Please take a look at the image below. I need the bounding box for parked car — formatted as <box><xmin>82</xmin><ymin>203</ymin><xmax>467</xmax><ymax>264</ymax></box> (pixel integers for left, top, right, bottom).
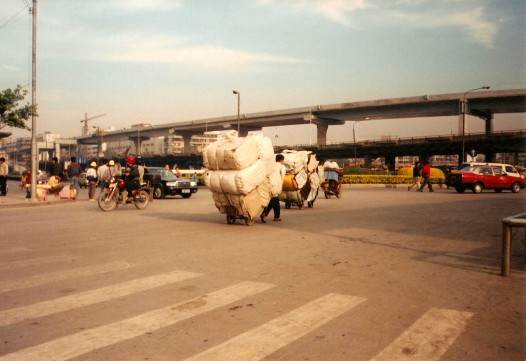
<box><xmin>459</xmin><ymin>162</ymin><xmax>522</xmax><ymax>179</ymax></box>
<box><xmin>144</xmin><ymin>167</ymin><xmax>198</xmax><ymax>199</ymax></box>
<box><xmin>447</xmin><ymin>165</ymin><xmax>525</xmax><ymax>193</ymax></box>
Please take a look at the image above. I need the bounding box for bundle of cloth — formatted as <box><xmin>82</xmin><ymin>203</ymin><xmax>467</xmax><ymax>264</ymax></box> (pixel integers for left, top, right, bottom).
<box><xmin>280</xmin><ymin>150</ymin><xmax>320</xmax><ymax>205</ymax></box>
<box><xmin>204</xmin><ymin>132</ymin><xmax>278</xmax><ymax>220</ymax></box>
<box><xmin>323</xmin><ymin>160</ymin><xmax>341</xmax><ymax>181</ymax></box>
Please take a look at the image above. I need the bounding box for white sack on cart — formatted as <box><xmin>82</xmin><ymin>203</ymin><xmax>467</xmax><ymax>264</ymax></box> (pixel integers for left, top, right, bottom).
<box><xmin>204</xmin><ymin>136</ymin><xmax>260</xmax><ymax>170</ymax></box>
<box><xmin>307</xmin><ymin>154</ymin><xmax>319</xmax><ymax>173</ymax></box>
<box><xmin>268</xmin><ymin>165</ymin><xmax>284</xmax><ymax>197</ymax></box>
<box><xmin>283</xmin><ymin>150</ymin><xmax>310</xmax><ymax>174</ymax></box>
<box><xmin>211</xmin><ymin>188</ymin><xmax>264</xmax><ymax>219</ymax></box>
<box><xmin>256</xmin><ymin>178</ymin><xmax>272</xmax><ymax>207</ymax></box>
<box><xmin>248</xmin><ymin>133</ymin><xmax>275</xmax><ymax>176</ymax></box>
<box><xmin>206</xmin><ymin>160</ymin><xmax>266</xmax><ymax>195</ymax></box>
<box><xmin>294</xmin><ymin>169</ymin><xmax>308</xmax><ymax>189</ymax></box>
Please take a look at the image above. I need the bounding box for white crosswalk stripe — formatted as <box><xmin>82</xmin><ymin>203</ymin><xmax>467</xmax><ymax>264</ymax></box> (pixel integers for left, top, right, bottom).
<box><xmin>0</xmin><ymin>255</ymin><xmax>72</xmax><ymax>271</ymax></box>
<box><xmin>0</xmin><ymin>261</ymin><xmax>130</xmax><ymax>293</ymax></box>
<box><xmin>185</xmin><ymin>293</ymin><xmax>367</xmax><ymax>361</ymax></box>
<box><xmin>0</xmin><ymin>261</ymin><xmax>475</xmax><ymax>361</ymax></box>
<box><xmin>0</xmin><ymin>281</ymin><xmax>275</xmax><ymax>361</ymax></box>
<box><xmin>369</xmin><ymin>308</ymin><xmax>474</xmax><ymax>361</ymax></box>
<box><xmin>0</xmin><ymin>269</ymin><xmax>202</xmax><ymax>327</ymax></box>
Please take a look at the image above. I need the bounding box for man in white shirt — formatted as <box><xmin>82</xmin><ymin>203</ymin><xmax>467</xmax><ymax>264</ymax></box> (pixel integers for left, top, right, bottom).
<box><xmin>0</xmin><ymin>157</ymin><xmax>8</xmax><ymax>196</ymax></box>
<box><xmin>261</xmin><ymin>154</ymin><xmax>286</xmax><ymax>222</ymax></box>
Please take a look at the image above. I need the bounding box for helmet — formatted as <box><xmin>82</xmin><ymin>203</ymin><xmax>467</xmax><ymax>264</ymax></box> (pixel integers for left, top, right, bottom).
<box><xmin>90</xmin><ymin>162</ymin><xmax>97</xmax><ymax>167</ymax></box>
<box><xmin>108</xmin><ymin>160</ymin><xmax>115</xmax><ymax>166</ymax></box>
<box><xmin>125</xmin><ymin>156</ymin><xmax>135</xmax><ymax>165</ymax></box>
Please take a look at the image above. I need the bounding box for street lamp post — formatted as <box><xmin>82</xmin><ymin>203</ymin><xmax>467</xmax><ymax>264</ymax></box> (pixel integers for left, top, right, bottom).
<box><xmin>92</xmin><ymin>126</ymin><xmax>104</xmax><ymax>158</ymax></box>
<box><xmin>233</xmin><ymin>90</ymin><xmax>240</xmax><ymax>134</ymax></box>
<box><xmin>461</xmin><ymin>86</ymin><xmax>490</xmax><ymax>163</ymax></box>
<box><xmin>138</xmin><ymin>127</ymin><xmax>141</xmax><ymax>156</ymax></box>
<box><xmin>353</xmin><ymin>121</ymin><xmax>358</xmax><ymax>168</ymax></box>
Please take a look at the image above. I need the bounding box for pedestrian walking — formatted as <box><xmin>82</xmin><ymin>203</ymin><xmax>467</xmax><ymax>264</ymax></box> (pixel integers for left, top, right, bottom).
<box><xmin>97</xmin><ymin>159</ymin><xmax>109</xmax><ymax>192</ymax></box>
<box><xmin>418</xmin><ymin>160</ymin><xmax>434</xmax><ymax>192</ymax></box>
<box><xmin>407</xmin><ymin>161</ymin><xmax>420</xmax><ymax>191</ymax></box>
<box><xmin>66</xmin><ymin>157</ymin><xmax>82</xmax><ymax>199</ymax></box>
<box><xmin>261</xmin><ymin>154</ymin><xmax>286</xmax><ymax>223</ymax></box>
<box><xmin>50</xmin><ymin>157</ymin><xmax>62</xmax><ymax>177</ymax></box>
<box><xmin>0</xmin><ymin>157</ymin><xmax>8</xmax><ymax>196</ymax></box>
<box><xmin>86</xmin><ymin>161</ymin><xmax>98</xmax><ymax>201</ymax></box>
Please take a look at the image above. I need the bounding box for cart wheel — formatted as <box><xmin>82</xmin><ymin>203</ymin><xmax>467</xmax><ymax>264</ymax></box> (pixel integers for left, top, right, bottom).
<box><xmin>308</xmin><ymin>201</ymin><xmax>313</xmax><ymax>208</ymax></box>
<box><xmin>324</xmin><ymin>191</ymin><xmax>331</xmax><ymax>199</ymax></box>
<box><xmin>226</xmin><ymin>215</ymin><xmax>236</xmax><ymax>224</ymax></box>
<box><xmin>285</xmin><ymin>202</ymin><xmax>291</xmax><ymax>209</ymax></box>
<box><xmin>245</xmin><ymin>217</ymin><xmax>254</xmax><ymax>226</ymax></box>
<box><xmin>298</xmin><ymin>201</ymin><xmax>304</xmax><ymax>209</ymax></box>
<box><xmin>336</xmin><ymin>187</ymin><xmax>342</xmax><ymax>198</ymax></box>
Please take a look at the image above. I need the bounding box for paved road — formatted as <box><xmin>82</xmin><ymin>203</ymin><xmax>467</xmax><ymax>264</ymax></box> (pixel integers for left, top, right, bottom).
<box><xmin>0</xmin><ymin>185</ymin><xmax>525</xmax><ymax>360</ymax></box>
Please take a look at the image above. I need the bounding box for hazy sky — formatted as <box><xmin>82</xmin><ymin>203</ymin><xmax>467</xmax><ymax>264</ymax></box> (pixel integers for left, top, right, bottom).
<box><xmin>1</xmin><ymin>0</ymin><xmax>525</xmax><ymax>145</ymax></box>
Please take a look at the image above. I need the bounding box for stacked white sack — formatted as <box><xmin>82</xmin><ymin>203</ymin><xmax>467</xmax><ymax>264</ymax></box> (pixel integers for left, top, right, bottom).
<box><xmin>280</xmin><ymin>149</ymin><xmax>320</xmax><ymax>204</ymax></box>
<box><xmin>205</xmin><ymin>133</ymin><xmax>275</xmax><ymax>219</ymax></box>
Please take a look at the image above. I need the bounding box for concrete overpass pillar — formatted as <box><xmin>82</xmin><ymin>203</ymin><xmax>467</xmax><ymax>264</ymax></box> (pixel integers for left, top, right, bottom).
<box><xmin>239</xmin><ymin>126</ymin><xmax>250</xmax><ymax>137</ymax></box>
<box><xmin>316</xmin><ymin>124</ymin><xmax>328</xmax><ymax>146</ymax></box>
<box><xmin>385</xmin><ymin>155</ymin><xmax>396</xmax><ymax>171</ymax></box>
<box><xmin>182</xmin><ymin>134</ymin><xmax>193</xmax><ymax>153</ymax></box>
<box><xmin>485</xmin><ymin>113</ymin><xmax>494</xmax><ymax>134</ymax></box>
<box><xmin>54</xmin><ymin>143</ymin><xmax>61</xmax><ymax>160</ymax></box>
<box><xmin>364</xmin><ymin>155</ymin><xmax>373</xmax><ymax>169</ymax></box>
<box><xmin>485</xmin><ymin>151</ymin><xmax>495</xmax><ymax>162</ymax></box>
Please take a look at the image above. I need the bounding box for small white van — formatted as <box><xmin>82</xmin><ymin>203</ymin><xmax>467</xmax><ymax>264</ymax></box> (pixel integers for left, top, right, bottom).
<box><xmin>460</xmin><ymin>163</ymin><xmax>522</xmax><ymax>178</ymax></box>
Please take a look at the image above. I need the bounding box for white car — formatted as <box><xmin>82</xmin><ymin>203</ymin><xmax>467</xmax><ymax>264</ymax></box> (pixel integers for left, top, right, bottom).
<box><xmin>460</xmin><ymin>162</ymin><xmax>522</xmax><ymax>178</ymax></box>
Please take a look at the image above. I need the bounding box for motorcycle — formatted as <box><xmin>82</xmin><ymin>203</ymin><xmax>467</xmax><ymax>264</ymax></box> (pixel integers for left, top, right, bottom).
<box><xmin>321</xmin><ymin>179</ymin><xmax>342</xmax><ymax>198</ymax></box>
<box><xmin>98</xmin><ymin>177</ymin><xmax>150</xmax><ymax>211</ymax></box>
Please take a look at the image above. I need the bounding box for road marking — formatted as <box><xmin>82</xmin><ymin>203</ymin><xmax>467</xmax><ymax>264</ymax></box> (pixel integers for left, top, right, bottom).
<box><xmin>370</xmin><ymin>308</ymin><xmax>474</xmax><ymax>361</ymax></box>
<box><xmin>0</xmin><ymin>255</ymin><xmax>72</xmax><ymax>271</ymax></box>
<box><xmin>0</xmin><ymin>261</ymin><xmax>130</xmax><ymax>293</ymax></box>
<box><xmin>0</xmin><ymin>281</ymin><xmax>275</xmax><ymax>361</ymax></box>
<box><xmin>0</xmin><ymin>270</ymin><xmax>202</xmax><ymax>327</ymax></box>
<box><xmin>186</xmin><ymin>293</ymin><xmax>367</xmax><ymax>361</ymax></box>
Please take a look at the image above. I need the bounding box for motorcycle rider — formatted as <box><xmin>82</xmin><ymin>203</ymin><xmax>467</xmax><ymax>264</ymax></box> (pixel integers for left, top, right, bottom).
<box><xmin>124</xmin><ymin>156</ymin><xmax>140</xmax><ymax>202</ymax></box>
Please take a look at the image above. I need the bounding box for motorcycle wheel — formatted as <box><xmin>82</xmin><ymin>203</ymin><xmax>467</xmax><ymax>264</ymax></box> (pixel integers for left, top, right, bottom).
<box><xmin>134</xmin><ymin>189</ymin><xmax>150</xmax><ymax>210</ymax></box>
<box><xmin>98</xmin><ymin>192</ymin><xmax>117</xmax><ymax>212</ymax></box>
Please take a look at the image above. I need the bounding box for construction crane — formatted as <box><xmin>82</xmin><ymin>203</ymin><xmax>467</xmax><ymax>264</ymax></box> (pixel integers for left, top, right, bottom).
<box><xmin>80</xmin><ymin>113</ymin><xmax>106</xmax><ymax>136</ymax></box>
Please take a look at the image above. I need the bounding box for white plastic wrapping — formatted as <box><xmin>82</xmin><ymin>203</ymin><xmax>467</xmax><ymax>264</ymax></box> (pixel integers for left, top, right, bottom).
<box><xmin>205</xmin><ymin>160</ymin><xmax>266</xmax><ymax>195</ymax></box>
<box><xmin>204</xmin><ymin>136</ymin><xmax>260</xmax><ymax>170</ymax></box>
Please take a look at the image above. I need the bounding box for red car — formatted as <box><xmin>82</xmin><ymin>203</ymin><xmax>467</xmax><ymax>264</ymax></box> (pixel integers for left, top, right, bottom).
<box><xmin>447</xmin><ymin>165</ymin><xmax>525</xmax><ymax>193</ymax></box>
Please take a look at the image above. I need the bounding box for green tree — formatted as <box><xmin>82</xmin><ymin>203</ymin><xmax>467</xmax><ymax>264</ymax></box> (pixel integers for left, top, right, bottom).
<box><xmin>0</xmin><ymin>85</ymin><xmax>38</xmax><ymax>131</ymax></box>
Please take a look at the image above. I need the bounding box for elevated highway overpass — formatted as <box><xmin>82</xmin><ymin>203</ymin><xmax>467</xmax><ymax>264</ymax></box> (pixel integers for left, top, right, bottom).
<box><xmin>75</xmin><ymin>88</ymin><xmax>526</xmax><ymax>151</ymax></box>
<box><xmin>4</xmin><ymin>89</ymin><xmax>525</xmax><ymax>169</ymax></box>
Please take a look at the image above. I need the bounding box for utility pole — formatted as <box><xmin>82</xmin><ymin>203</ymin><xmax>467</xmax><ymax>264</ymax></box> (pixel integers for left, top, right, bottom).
<box><xmin>29</xmin><ymin>0</ymin><xmax>37</xmax><ymax>201</ymax></box>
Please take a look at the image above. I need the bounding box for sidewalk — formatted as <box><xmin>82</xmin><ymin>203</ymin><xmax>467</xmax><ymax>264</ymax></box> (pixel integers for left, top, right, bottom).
<box><xmin>0</xmin><ymin>181</ymin><xmax>77</xmax><ymax>209</ymax></box>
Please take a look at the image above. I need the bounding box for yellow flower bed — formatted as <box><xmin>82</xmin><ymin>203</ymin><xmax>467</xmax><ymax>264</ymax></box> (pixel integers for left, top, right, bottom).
<box><xmin>341</xmin><ymin>167</ymin><xmax>445</xmax><ymax>184</ymax></box>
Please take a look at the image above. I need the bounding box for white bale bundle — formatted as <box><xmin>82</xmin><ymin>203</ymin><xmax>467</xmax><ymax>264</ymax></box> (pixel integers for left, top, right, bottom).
<box><xmin>203</xmin><ymin>139</ymin><xmax>228</xmax><ymax>170</ymax></box>
<box><xmin>268</xmin><ymin>165</ymin><xmax>284</xmax><ymax>197</ymax></box>
<box><xmin>307</xmin><ymin>154</ymin><xmax>319</xmax><ymax>173</ymax></box>
<box><xmin>206</xmin><ymin>170</ymin><xmax>239</xmax><ymax>194</ymax></box>
<box><xmin>211</xmin><ymin>188</ymin><xmax>264</xmax><ymax>219</ymax></box>
<box><xmin>242</xmin><ymin>188</ymin><xmax>265</xmax><ymax>218</ymax></box>
<box><xmin>206</xmin><ymin>160</ymin><xmax>266</xmax><ymax>195</ymax></box>
<box><xmin>256</xmin><ymin>178</ymin><xmax>272</xmax><ymax>207</ymax></box>
<box><xmin>282</xmin><ymin>150</ymin><xmax>310</xmax><ymax>174</ymax></box>
<box><xmin>235</xmin><ymin>160</ymin><xmax>267</xmax><ymax>194</ymax></box>
<box><xmin>204</xmin><ymin>136</ymin><xmax>260</xmax><ymax>170</ymax></box>
<box><xmin>248</xmin><ymin>133</ymin><xmax>275</xmax><ymax>176</ymax></box>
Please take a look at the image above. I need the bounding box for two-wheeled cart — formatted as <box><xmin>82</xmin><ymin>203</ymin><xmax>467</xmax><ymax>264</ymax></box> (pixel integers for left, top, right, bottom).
<box><xmin>224</xmin><ymin>205</ymin><xmax>255</xmax><ymax>226</ymax></box>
